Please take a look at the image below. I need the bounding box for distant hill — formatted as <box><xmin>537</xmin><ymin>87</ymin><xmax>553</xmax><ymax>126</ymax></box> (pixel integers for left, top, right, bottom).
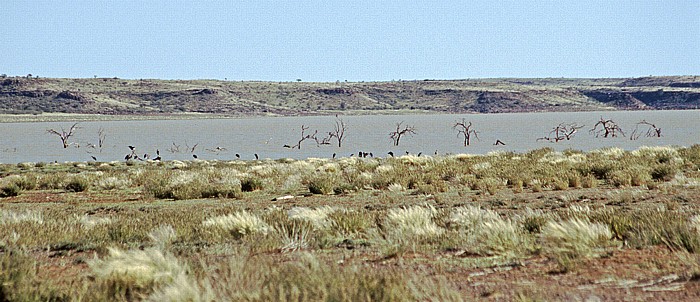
<box><xmin>1</xmin><ymin>76</ymin><xmax>699</xmax><ymax>116</ymax></box>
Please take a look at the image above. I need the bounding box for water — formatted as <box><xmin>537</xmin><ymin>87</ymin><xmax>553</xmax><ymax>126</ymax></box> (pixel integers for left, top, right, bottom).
<box><xmin>1</xmin><ymin>110</ymin><xmax>698</xmax><ymax>164</ymax></box>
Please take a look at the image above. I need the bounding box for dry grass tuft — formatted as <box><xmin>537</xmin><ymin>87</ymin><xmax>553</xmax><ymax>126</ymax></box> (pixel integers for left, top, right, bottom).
<box><xmin>202</xmin><ymin>212</ymin><xmax>270</xmax><ymax>238</ymax></box>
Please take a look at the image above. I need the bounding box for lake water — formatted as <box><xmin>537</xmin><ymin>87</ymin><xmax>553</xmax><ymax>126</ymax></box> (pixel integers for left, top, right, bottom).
<box><xmin>1</xmin><ymin>110</ymin><xmax>698</xmax><ymax>164</ymax></box>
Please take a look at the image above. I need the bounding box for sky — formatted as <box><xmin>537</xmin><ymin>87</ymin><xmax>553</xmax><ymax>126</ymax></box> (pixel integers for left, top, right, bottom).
<box><xmin>1</xmin><ymin>1</ymin><xmax>698</xmax><ymax>82</ymax></box>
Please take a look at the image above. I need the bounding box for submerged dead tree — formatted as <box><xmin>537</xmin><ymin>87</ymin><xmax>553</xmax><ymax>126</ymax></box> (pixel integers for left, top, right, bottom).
<box><xmin>389</xmin><ymin>122</ymin><xmax>416</xmax><ymax>146</ymax></box>
<box><xmin>590</xmin><ymin>118</ymin><xmax>625</xmax><ymax>138</ymax></box>
<box><xmin>86</xmin><ymin>127</ymin><xmax>107</xmax><ymax>153</ymax></box>
<box><xmin>453</xmin><ymin>119</ymin><xmax>479</xmax><ymax>146</ymax></box>
<box><xmin>46</xmin><ymin>123</ymin><xmax>80</xmax><ymax>148</ymax></box>
<box><xmin>630</xmin><ymin>120</ymin><xmax>662</xmax><ymax>140</ymax></box>
<box><xmin>328</xmin><ymin>116</ymin><xmax>347</xmax><ymax>147</ymax></box>
<box><xmin>290</xmin><ymin>125</ymin><xmax>318</xmax><ymax>149</ymax></box>
<box><xmin>538</xmin><ymin>123</ymin><xmax>584</xmax><ymax>143</ymax></box>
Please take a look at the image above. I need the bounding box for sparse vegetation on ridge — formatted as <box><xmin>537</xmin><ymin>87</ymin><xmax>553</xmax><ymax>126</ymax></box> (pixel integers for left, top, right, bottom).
<box><xmin>1</xmin><ymin>76</ymin><xmax>699</xmax><ymax>118</ymax></box>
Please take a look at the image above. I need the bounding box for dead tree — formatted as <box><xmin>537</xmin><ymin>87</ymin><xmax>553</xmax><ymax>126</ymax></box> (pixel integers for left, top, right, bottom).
<box><xmin>86</xmin><ymin>127</ymin><xmax>107</xmax><ymax>153</ymax></box>
<box><xmin>290</xmin><ymin>125</ymin><xmax>318</xmax><ymax>149</ymax></box>
<box><xmin>589</xmin><ymin>118</ymin><xmax>625</xmax><ymax>138</ymax></box>
<box><xmin>453</xmin><ymin>119</ymin><xmax>479</xmax><ymax>146</ymax></box>
<box><xmin>389</xmin><ymin>122</ymin><xmax>416</xmax><ymax>146</ymax></box>
<box><xmin>97</xmin><ymin>127</ymin><xmax>106</xmax><ymax>151</ymax></box>
<box><xmin>630</xmin><ymin>120</ymin><xmax>662</xmax><ymax>140</ymax></box>
<box><xmin>46</xmin><ymin>123</ymin><xmax>80</xmax><ymax>148</ymax></box>
<box><xmin>168</xmin><ymin>142</ymin><xmax>181</xmax><ymax>153</ymax></box>
<box><xmin>328</xmin><ymin>116</ymin><xmax>347</xmax><ymax>147</ymax></box>
<box><xmin>538</xmin><ymin>123</ymin><xmax>584</xmax><ymax>143</ymax></box>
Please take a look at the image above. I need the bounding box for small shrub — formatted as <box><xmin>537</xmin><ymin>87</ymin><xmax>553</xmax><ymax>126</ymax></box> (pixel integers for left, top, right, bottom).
<box><xmin>65</xmin><ymin>177</ymin><xmax>90</xmax><ymax>192</ymax></box>
<box><xmin>0</xmin><ymin>183</ymin><xmax>21</xmax><ymax>197</ymax></box>
<box><xmin>307</xmin><ymin>176</ymin><xmax>336</xmax><ymax>195</ymax></box>
<box><xmin>581</xmin><ymin>175</ymin><xmax>597</xmax><ymax>188</ymax></box>
<box><xmin>541</xmin><ymin>219</ymin><xmax>613</xmax><ymax>271</ymax></box>
<box><xmin>651</xmin><ymin>165</ymin><xmax>677</xmax><ymax>181</ymax></box>
<box><xmin>385</xmin><ymin>205</ymin><xmax>444</xmax><ymax>240</ymax></box>
<box><xmin>288</xmin><ymin>206</ymin><xmax>336</xmax><ymax>230</ymax></box>
<box><xmin>553</xmin><ymin>179</ymin><xmax>569</xmax><ymax>191</ymax></box>
<box><xmin>202</xmin><ymin>212</ymin><xmax>270</xmax><ymax>239</ymax></box>
<box><xmin>89</xmin><ymin>247</ymin><xmax>188</xmax><ymax>289</ymax></box>
<box><xmin>241</xmin><ymin>177</ymin><xmax>263</xmax><ymax>192</ymax></box>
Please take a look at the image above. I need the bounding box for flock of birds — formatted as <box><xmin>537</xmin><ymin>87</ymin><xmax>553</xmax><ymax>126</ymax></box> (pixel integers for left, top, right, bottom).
<box><xmin>101</xmin><ymin>145</ymin><xmax>443</xmax><ymax>163</ymax></box>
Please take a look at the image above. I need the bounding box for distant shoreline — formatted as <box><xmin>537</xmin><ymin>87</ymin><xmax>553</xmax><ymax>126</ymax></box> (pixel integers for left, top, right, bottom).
<box><xmin>1</xmin><ymin>76</ymin><xmax>698</xmax><ymax>121</ymax></box>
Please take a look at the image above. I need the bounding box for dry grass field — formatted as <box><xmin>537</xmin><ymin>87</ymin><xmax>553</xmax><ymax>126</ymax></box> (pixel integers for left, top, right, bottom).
<box><xmin>2</xmin><ymin>145</ymin><xmax>700</xmax><ymax>301</ymax></box>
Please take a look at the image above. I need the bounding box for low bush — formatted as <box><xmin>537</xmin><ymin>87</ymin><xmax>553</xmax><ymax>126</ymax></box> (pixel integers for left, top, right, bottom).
<box><xmin>241</xmin><ymin>177</ymin><xmax>264</xmax><ymax>192</ymax></box>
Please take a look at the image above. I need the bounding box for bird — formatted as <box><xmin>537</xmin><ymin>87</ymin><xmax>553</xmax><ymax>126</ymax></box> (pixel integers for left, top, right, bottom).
<box><xmin>283</xmin><ymin>144</ymin><xmax>292</xmax><ymax>148</ymax></box>
<box><xmin>254</xmin><ymin>153</ymin><xmax>259</xmax><ymax>160</ymax></box>
<box><xmin>125</xmin><ymin>154</ymin><xmax>131</xmax><ymax>160</ymax></box>
<box><xmin>388</xmin><ymin>151</ymin><xmax>394</xmax><ymax>157</ymax></box>
<box><xmin>128</xmin><ymin>145</ymin><xmax>135</xmax><ymax>151</ymax></box>
<box><xmin>91</xmin><ymin>156</ymin><xmax>97</xmax><ymax>161</ymax></box>
<box><xmin>193</xmin><ymin>154</ymin><xmax>198</xmax><ymax>159</ymax></box>
<box><xmin>143</xmin><ymin>154</ymin><xmax>149</xmax><ymax>160</ymax></box>
<box><xmin>417</xmin><ymin>152</ymin><xmax>422</xmax><ymax>157</ymax></box>
<box><xmin>332</xmin><ymin>153</ymin><xmax>336</xmax><ymax>159</ymax></box>
<box><xmin>434</xmin><ymin>150</ymin><xmax>438</xmax><ymax>155</ymax></box>
<box><xmin>235</xmin><ymin>153</ymin><xmax>240</xmax><ymax>159</ymax></box>
<box><xmin>153</xmin><ymin>156</ymin><xmax>161</xmax><ymax>161</ymax></box>
<box><xmin>405</xmin><ymin>151</ymin><xmax>409</xmax><ymax>155</ymax></box>
<box><xmin>156</xmin><ymin>149</ymin><xmax>160</xmax><ymax>156</ymax></box>
<box><xmin>369</xmin><ymin>153</ymin><xmax>373</xmax><ymax>158</ymax></box>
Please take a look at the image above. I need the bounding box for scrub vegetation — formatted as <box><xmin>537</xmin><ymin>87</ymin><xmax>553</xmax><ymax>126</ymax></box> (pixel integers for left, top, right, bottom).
<box><xmin>1</xmin><ymin>145</ymin><xmax>700</xmax><ymax>300</ymax></box>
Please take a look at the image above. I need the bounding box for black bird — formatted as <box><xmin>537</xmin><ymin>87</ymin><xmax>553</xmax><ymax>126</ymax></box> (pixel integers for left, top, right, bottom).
<box><xmin>434</xmin><ymin>150</ymin><xmax>438</xmax><ymax>155</ymax></box>
<box><xmin>128</xmin><ymin>145</ymin><xmax>135</xmax><ymax>151</ymax></box>
<box><xmin>388</xmin><ymin>151</ymin><xmax>394</xmax><ymax>157</ymax></box>
<box><xmin>332</xmin><ymin>153</ymin><xmax>336</xmax><ymax>159</ymax></box>
<box><xmin>143</xmin><ymin>154</ymin><xmax>149</xmax><ymax>160</ymax></box>
<box><xmin>254</xmin><ymin>153</ymin><xmax>259</xmax><ymax>160</ymax></box>
<box><xmin>417</xmin><ymin>152</ymin><xmax>422</xmax><ymax>157</ymax></box>
<box><xmin>350</xmin><ymin>153</ymin><xmax>354</xmax><ymax>157</ymax></box>
<box><xmin>153</xmin><ymin>156</ymin><xmax>161</xmax><ymax>161</ymax></box>
<box><xmin>235</xmin><ymin>153</ymin><xmax>240</xmax><ymax>159</ymax></box>
<box><xmin>156</xmin><ymin>149</ymin><xmax>160</xmax><ymax>156</ymax></box>
<box><xmin>193</xmin><ymin>154</ymin><xmax>198</xmax><ymax>159</ymax></box>
<box><xmin>91</xmin><ymin>156</ymin><xmax>97</xmax><ymax>161</ymax></box>
<box><xmin>125</xmin><ymin>154</ymin><xmax>132</xmax><ymax>160</ymax></box>
<box><xmin>405</xmin><ymin>151</ymin><xmax>409</xmax><ymax>155</ymax></box>
<box><xmin>369</xmin><ymin>153</ymin><xmax>373</xmax><ymax>158</ymax></box>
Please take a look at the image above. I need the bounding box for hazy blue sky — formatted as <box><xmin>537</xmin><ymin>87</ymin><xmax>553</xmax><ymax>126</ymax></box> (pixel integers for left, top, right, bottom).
<box><xmin>2</xmin><ymin>1</ymin><xmax>698</xmax><ymax>81</ymax></box>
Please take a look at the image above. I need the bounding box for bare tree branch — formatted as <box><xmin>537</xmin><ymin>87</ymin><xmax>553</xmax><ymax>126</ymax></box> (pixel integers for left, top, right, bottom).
<box><xmin>453</xmin><ymin>118</ymin><xmax>479</xmax><ymax>146</ymax></box>
<box><xmin>389</xmin><ymin>122</ymin><xmax>416</xmax><ymax>146</ymax></box>
<box><xmin>538</xmin><ymin>123</ymin><xmax>584</xmax><ymax>143</ymax></box>
<box><xmin>46</xmin><ymin>123</ymin><xmax>80</xmax><ymax>148</ymax></box>
<box><xmin>589</xmin><ymin>118</ymin><xmax>625</xmax><ymax>138</ymax></box>
<box><xmin>290</xmin><ymin>125</ymin><xmax>319</xmax><ymax>149</ymax></box>
<box><xmin>329</xmin><ymin>116</ymin><xmax>347</xmax><ymax>147</ymax></box>
<box><xmin>630</xmin><ymin>120</ymin><xmax>662</xmax><ymax>140</ymax></box>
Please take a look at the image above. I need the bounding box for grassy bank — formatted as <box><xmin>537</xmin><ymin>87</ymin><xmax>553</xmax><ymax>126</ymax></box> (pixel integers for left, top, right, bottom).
<box><xmin>1</xmin><ymin>145</ymin><xmax>700</xmax><ymax>300</ymax></box>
